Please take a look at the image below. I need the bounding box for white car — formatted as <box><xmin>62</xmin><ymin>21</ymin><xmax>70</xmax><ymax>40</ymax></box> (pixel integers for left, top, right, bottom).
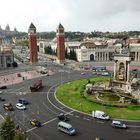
<box><xmin>16</xmin><ymin>103</ymin><xmax>26</xmax><ymax>110</ymax></box>
<box><xmin>111</xmin><ymin>120</ymin><xmax>127</xmax><ymax>129</ymax></box>
<box><xmin>81</xmin><ymin>72</ymin><xmax>85</xmax><ymax>75</ymax></box>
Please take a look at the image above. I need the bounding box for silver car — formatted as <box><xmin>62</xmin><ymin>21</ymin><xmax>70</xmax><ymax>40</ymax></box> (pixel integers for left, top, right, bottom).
<box><xmin>111</xmin><ymin>120</ymin><xmax>127</xmax><ymax>129</ymax></box>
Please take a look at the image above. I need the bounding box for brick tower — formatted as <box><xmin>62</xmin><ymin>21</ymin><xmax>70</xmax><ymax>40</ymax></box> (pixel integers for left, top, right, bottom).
<box><xmin>56</xmin><ymin>23</ymin><xmax>65</xmax><ymax>64</ymax></box>
<box><xmin>28</xmin><ymin>23</ymin><xmax>38</xmax><ymax>64</ymax></box>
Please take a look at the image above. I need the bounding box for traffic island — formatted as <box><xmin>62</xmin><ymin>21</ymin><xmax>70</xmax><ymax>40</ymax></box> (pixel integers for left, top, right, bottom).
<box><xmin>56</xmin><ymin>77</ymin><xmax>140</xmax><ymax>120</ymax></box>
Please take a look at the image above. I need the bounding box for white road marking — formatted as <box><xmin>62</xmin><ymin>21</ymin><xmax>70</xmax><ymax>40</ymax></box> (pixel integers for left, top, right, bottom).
<box><xmin>42</xmin><ymin>118</ymin><xmax>57</xmax><ymax>126</ymax></box>
<box><xmin>65</xmin><ymin>110</ymin><xmax>74</xmax><ymax>115</ymax></box>
<box><xmin>0</xmin><ymin>114</ymin><xmax>5</xmax><ymax>121</ymax></box>
<box><xmin>126</xmin><ymin>130</ymin><xmax>140</xmax><ymax>133</ymax></box>
<box><xmin>75</xmin><ymin>115</ymin><xmax>80</xmax><ymax>118</ymax></box>
<box><xmin>31</xmin><ymin>112</ymin><xmax>35</xmax><ymax>115</ymax></box>
<box><xmin>14</xmin><ymin>87</ymin><xmax>25</xmax><ymax>92</ymax></box>
<box><xmin>128</xmin><ymin>125</ymin><xmax>140</xmax><ymax>128</ymax></box>
<box><xmin>60</xmin><ymin>106</ymin><xmax>65</xmax><ymax>109</ymax></box>
<box><xmin>83</xmin><ymin>118</ymin><xmax>91</xmax><ymax>121</ymax></box>
<box><xmin>96</xmin><ymin>121</ymin><xmax>104</xmax><ymax>124</ymax></box>
<box><xmin>132</xmin><ymin>137</ymin><xmax>140</xmax><ymax>139</ymax></box>
<box><xmin>26</xmin><ymin>117</ymin><xmax>57</xmax><ymax>133</ymax></box>
<box><xmin>47</xmin><ymin>84</ymin><xmax>74</xmax><ymax>114</ymax></box>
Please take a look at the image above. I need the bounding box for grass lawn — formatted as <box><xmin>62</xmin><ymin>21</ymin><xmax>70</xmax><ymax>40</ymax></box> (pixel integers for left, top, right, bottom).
<box><xmin>99</xmin><ymin>93</ymin><xmax>120</xmax><ymax>101</ymax></box>
<box><xmin>56</xmin><ymin>77</ymin><xmax>140</xmax><ymax>120</ymax></box>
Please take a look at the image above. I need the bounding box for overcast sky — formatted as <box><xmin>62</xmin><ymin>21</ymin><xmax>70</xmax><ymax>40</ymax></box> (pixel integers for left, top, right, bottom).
<box><xmin>0</xmin><ymin>0</ymin><xmax>140</xmax><ymax>32</ymax></box>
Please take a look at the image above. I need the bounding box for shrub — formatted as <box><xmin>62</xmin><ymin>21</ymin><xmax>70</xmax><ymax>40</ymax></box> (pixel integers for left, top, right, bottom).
<box><xmin>131</xmin><ymin>99</ymin><xmax>138</xmax><ymax>104</ymax></box>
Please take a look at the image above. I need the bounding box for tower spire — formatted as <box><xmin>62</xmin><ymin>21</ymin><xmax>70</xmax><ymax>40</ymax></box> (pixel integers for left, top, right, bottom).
<box><xmin>28</xmin><ymin>23</ymin><xmax>38</xmax><ymax>64</ymax></box>
<box><xmin>56</xmin><ymin>23</ymin><xmax>65</xmax><ymax>64</ymax></box>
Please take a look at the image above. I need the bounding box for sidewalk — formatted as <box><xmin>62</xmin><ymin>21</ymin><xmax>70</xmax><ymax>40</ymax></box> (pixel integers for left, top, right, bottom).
<box><xmin>0</xmin><ymin>70</ymin><xmax>42</xmax><ymax>87</ymax></box>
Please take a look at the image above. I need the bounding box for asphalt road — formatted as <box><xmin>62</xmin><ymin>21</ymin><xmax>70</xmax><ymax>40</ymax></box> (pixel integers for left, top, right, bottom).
<box><xmin>0</xmin><ymin>63</ymin><xmax>140</xmax><ymax>140</ymax></box>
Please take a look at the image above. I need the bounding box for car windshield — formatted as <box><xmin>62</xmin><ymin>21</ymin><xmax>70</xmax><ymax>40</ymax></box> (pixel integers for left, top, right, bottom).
<box><xmin>59</xmin><ymin>113</ymin><xmax>64</xmax><ymax>116</ymax></box>
<box><xmin>68</xmin><ymin>128</ymin><xmax>74</xmax><ymax>131</ymax></box>
<box><xmin>102</xmin><ymin>113</ymin><xmax>108</xmax><ymax>117</ymax></box>
<box><xmin>33</xmin><ymin>120</ymin><xmax>39</xmax><ymax>123</ymax></box>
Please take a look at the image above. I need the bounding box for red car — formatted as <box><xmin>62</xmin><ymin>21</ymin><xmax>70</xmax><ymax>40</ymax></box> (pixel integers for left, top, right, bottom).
<box><xmin>0</xmin><ymin>86</ymin><xmax>7</xmax><ymax>89</ymax></box>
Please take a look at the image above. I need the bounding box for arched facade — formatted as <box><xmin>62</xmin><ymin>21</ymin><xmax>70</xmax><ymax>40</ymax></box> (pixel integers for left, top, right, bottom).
<box><xmin>90</xmin><ymin>54</ymin><xmax>94</xmax><ymax>61</ymax></box>
<box><xmin>0</xmin><ymin>46</ymin><xmax>14</xmax><ymax>68</ymax></box>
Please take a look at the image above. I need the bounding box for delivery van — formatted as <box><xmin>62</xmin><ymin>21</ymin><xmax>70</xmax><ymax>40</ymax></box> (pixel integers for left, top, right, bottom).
<box><xmin>92</xmin><ymin>110</ymin><xmax>110</xmax><ymax>120</ymax></box>
<box><xmin>57</xmin><ymin>121</ymin><xmax>76</xmax><ymax>135</ymax></box>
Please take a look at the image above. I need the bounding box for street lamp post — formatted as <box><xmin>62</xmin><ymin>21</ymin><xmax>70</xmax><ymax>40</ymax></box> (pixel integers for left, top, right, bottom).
<box><xmin>22</xmin><ymin>102</ymin><xmax>27</xmax><ymax>140</ymax></box>
<box><xmin>61</xmin><ymin>71</ymin><xmax>62</xmax><ymax>85</ymax></box>
<box><xmin>59</xmin><ymin>70</ymin><xmax>63</xmax><ymax>85</ymax></box>
<box><xmin>68</xmin><ymin>70</ymin><xmax>70</xmax><ymax>80</ymax></box>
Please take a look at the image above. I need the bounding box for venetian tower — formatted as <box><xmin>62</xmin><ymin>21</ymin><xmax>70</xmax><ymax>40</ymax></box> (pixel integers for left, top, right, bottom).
<box><xmin>28</xmin><ymin>23</ymin><xmax>38</xmax><ymax>64</ymax></box>
<box><xmin>56</xmin><ymin>23</ymin><xmax>65</xmax><ymax>64</ymax></box>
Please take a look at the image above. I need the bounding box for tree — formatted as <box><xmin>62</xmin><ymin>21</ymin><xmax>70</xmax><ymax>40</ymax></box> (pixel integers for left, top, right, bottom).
<box><xmin>14</xmin><ymin>131</ymin><xmax>25</xmax><ymax>140</ymax></box>
<box><xmin>44</xmin><ymin>45</ymin><xmax>54</xmax><ymax>55</ymax></box>
<box><xmin>69</xmin><ymin>49</ymin><xmax>73</xmax><ymax>59</ymax></box>
<box><xmin>65</xmin><ymin>47</ymin><xmax>69</xmax><ymax>59</ymax></box>
<box><xmin>69</xmin><ymin>49</ymin><xmax>77</xmax><ymax>61</ymax></box>
<box><xmin>0</xmin><ymin>116</ymin><xmax>15</xmax><ymax>140</ymax></box>
<box><xmin>13</xmin><ymin>61</ymin><xmax>18</xmax><ymax>67</ymax></box>
<box><xmin>73</xmin><ymin>49</ymin><xmax>77</xmax><ymax>61</ymax></box>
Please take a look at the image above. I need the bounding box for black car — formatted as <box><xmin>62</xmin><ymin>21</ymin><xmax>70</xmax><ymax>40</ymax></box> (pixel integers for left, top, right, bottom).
<box><xmin>57</xmin><ymin>113</ymin><xmax>69</xmax><ymax>121</ymax></box>
<box><xmin>0</xmin><ymin>86</ymin><xmax>7</xmax><ymax>89</ymax></box>
<box><xmin>0</xmin><ymin>96</ymin><xmax>5</xmax><ymax>101</ymax></box>
<box><xmin>3</xmin><ymin>103</ymin><xmax>14</xmax><ymax>111</ymax></box>
<box><xmin>18</xmin><ymin>98</ymin><xmax>29</xmax><ymax>105</ymax></box>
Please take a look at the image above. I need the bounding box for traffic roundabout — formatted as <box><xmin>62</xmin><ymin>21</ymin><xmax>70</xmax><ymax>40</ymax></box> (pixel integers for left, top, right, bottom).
<box><xmin>0</xmin><ymin>67</ymin><xmax>140</xmax><ymax>140</ymax></box>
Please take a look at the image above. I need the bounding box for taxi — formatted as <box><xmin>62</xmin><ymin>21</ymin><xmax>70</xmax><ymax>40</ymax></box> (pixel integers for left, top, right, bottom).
<box><xmin>30</xmin><ymin>119</ymin><xmax>41</xmax><ymax>127</ymax></box>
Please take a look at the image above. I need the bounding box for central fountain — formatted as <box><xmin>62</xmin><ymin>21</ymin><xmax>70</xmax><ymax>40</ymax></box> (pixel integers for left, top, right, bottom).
<box><xmin>110</xmin><ymin>39</ymin><xmax>131</xmax><ymax>93</ymax></box>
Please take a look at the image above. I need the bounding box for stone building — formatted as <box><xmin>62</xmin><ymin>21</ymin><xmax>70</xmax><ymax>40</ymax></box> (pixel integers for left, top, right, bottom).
<box><xmin>0</xmin><ymin>45</ymin><xmax>14</xmax><ymax>68</ymax></box>
<box><xmin>38</xmin><ymin>36</ymin><xmax>140</xmax><ymax>63</ymax></box>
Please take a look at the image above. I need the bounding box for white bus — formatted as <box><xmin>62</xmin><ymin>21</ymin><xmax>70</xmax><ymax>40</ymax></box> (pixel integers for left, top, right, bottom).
<box><xmin>57</xmin><ymin>121</ymin><xmax>76</xmax><ymax>135</ymax></box>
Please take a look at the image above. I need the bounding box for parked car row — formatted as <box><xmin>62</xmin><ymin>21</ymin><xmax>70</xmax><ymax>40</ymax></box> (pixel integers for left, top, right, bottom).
<box><xmin>2</xmin><ymin>98</ymin><xmax>42</xmax><ymax>128</ymax></box>
<box><xmin>93</xmin><ymin>71</ymin><xmax>110</xmax><ymax>76</ymax></box>
<box><xmin>3</xmin><ymin>98</ymin><xmax>29</xmax><ymax>111</ymax></box>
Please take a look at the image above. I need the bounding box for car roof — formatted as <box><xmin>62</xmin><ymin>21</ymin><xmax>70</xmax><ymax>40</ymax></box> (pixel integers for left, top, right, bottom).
<box><xmin>19</xmin><ymin>98</ymin><xmax>27</xmax><ymax>100</ymax></box>
<box><xmin>58</xmin><ymin>121</ymin><xmax>72</xmax><ymax>129</ymax></box>
<box><xmin>112</xmin><ymin>120</ymin><xmax>121</xmax><ymax>124</ymax></box>
<box><xmin>31</xmin><ymin>119</ymin><xmax>37</xmax><ymax>121</ymax></box>
<box><xmin>16</xmin><ymin>103</ymin><xmax>23</xmax><ymax>106</ymax></box>
<box><xmin>4</xmin><ymin>103</ymin><xmax>12</xmax><ymax>106</ymax></box>
<box><xmin>31</xmin><ymin>119</ymin><xmax>39</xmax><ymax>122</ymax></box>
<box><xmin>59</xmin><ymin>113</ymin><xmax>64</xmax><ymax>116</ymax></box>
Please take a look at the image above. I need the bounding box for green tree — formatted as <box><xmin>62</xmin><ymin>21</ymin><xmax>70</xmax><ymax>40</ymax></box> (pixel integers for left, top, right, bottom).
<box><xmin>65</xmin><ymin>47</ymin><xmax>69</xmax><ymax>59</ymax></box>
<box><xmin>73</xmin><ymin>49</ymin><xmax>77</xmax><ymax>61</ymax></box>
<box><xmin>69</xmin><ymin>49</ymin><xmax>72</xmax><ymax>59</ymax></box>
<box><xmin>14</xmin><ymin>131</ymin><xmax>25</xmax><ymax>140</ymax></box>
<box><xmin>69</xmin><ymin>49</ymin><xmax>77</xmax><ymax>61</ymax></box>
<box><xmin>0</xmin><ymin>116</ymin><xmax>15</xmax><ymax>140</ymax></box>
<box><xmin>44</xmin><ymin>45</ymin><xmax>54</xmax><ymax>55</ymax></box>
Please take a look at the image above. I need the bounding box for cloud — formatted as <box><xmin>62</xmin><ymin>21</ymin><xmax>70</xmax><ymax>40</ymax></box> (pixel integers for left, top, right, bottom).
<box><xmin>0</xmin><ymin>0</ymin><xmax>140</xmax><ymax>32</ymax></box>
